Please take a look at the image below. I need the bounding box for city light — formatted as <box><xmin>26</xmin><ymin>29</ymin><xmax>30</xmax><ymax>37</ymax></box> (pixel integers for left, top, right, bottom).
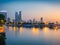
<box><xmin>0</xmin><ymin>26</ymin><xmax>5</xmax><ymax>33</ymax></box>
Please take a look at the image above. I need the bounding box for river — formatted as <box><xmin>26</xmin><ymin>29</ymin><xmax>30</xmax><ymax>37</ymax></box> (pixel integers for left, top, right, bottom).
<box><xmin>0</xmin><ymin>26</ymin><xmax>60</xmax><ymax>45</ymax></box>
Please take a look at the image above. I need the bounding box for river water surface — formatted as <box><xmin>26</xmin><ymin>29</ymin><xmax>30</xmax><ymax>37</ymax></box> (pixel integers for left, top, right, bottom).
<box><xmin>4</xmin><ymin>26</ymin><xmax>60</xmax><ymax>45</ymax></box>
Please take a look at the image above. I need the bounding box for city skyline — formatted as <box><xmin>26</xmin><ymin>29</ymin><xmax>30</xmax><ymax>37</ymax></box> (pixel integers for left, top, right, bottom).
<box><xmin>0</xmin><ymin>0</ymin><xmax>60</xmax><ymax>22</ymax></box>
<box><xmin>0</xmin><ymin>10</ymin><xmax>60</xmax><ymax>23</ymax></box>
<box><xmin>0</xmin><ymin>0</ymin><xmax>60</xmax><ymax>45</ymax></box>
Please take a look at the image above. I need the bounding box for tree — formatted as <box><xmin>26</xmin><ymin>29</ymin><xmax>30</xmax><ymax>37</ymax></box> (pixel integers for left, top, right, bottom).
<box><xmin>0</xmin><ymin>14</ymin><xmax>5</xmax><ymax>20</ymax></box>
<box><xmin>0</xmin><ymin>14</ymin><xmax>6</xmax><ymax>24</ymax></box>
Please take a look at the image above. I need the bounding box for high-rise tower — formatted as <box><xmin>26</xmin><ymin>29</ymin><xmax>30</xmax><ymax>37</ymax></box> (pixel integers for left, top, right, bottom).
<box><xmin>40</xmin><ymin>17</ymin><xmax>43</xmax><ymax>23</ymax></box>
<box><xmin>15</xmin><ymin>11</ymin><xmax>22</xmax><ymax>22</ymax></box>
<box><xmin>15</xmin><ymin>11</ymin><xmax>19</xmax><ymax>22</ymax></box>
<box><xmin>18</xmin><ymin>11</ymin><xmax>22</xmax><ymax>22</ymax></box>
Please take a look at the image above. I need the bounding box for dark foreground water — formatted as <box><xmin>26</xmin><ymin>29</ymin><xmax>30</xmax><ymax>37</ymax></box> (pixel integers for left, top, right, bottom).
<box><xmin>2</xmin><ymin>26</ymin><xmax>60</xmax><ymax>45</ymax></box>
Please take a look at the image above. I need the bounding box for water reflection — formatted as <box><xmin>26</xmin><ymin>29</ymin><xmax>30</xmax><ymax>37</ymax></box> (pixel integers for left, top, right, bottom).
<box><xmin>8</xmin><ymin>26</ymin><xmax>13</xmax><ymax>31</ymax></box>
<box><xmin>19</xmin><ymin>27</ymin><xmax>23</xmax><ymax>33</ymax></box>
<box><xmin>5</xmin><ymin>26</ymin><xmax>60</xmax><ymax>45</ymax></box>
<box><xmin>54</xmin><ymin>27</ymin><xmax>59</xmax><ymax>32</ymax></box>
<box><xmin>43</xmin><ymin>27</ymin><xmax>50</xmax><ymax>33</ymax></box>
<box><xmin>42</xmin><ymin>27</ymin><xmax>60</xmax><ymax>45</ymax></box>
<box><xmin>13</xmin><ymin>26</ymin><xmax>18</xmax><ymax>32</ymax></box>
<box><xmin>32</xmin><ymin>27</ymin><xmax>39</xmax><ymax>36</ymax></box>
<box><xmin>0</xmin><ymin>26</ymin><xmax>6</xmax><ymax>45</ymax></box>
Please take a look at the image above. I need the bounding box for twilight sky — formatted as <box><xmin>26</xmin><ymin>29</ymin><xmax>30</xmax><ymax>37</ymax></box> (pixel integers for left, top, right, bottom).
<box><xmin>0</xmin><ymin>0</ymin><xmax>60</xmax><ymax>22</ymax></box>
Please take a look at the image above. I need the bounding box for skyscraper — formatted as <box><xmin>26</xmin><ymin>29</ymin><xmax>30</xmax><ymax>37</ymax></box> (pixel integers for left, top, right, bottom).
<box><xmin>18</xmin><ymin>11</ymin><xmax>22</xmax><ymax>22</ymax></box>
<box><xmin>7</xmin><ymin>17</ymin><xmax>11</xmax><ymax>22</ymax></box>
<box><xmin>0</xmin><ymin>10</ymin><xmax>7</xmax><ymax>21</ymax></box>
<box><xmin>15</xmin><ymin>11</ymin><xmax>22</xmax><ymax>22</ymax></box>
<box><xmin>33</xmin><ymin>19</ymin><xmax>36</xmax><ymax>23</ymax></box>
<box><xmin>40</xmin><ymin>17</ymin><xmax>43</xmax><ymax>23</ymax></box>
<box><xmin>15</xmin><ymin>11</ymin><xmax>19</xmax><ymax>22</ymax></box>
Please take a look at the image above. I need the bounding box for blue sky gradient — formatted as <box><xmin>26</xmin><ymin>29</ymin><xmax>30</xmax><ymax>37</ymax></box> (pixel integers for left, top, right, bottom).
<box><xmin>0</xmin><ymin>0</ymin><xmax>60</xmax><ymax>22</ymax></box>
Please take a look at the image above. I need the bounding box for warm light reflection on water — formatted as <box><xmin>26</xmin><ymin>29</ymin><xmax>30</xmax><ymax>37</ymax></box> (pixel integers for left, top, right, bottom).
<box><xmin>8</xmin><ymin>26</ymin><xmax>13</xmax><ymax>31</ymax></box>
<box><xmin>32</xmin><ymin>27</ymin><xmax>39</xmax><ymax>36</ymax></box>
<box><xmin>5</xmin><ymin>26</ymin><xmax>60</xmax><ymax>45</ymax></box>
<box><xmin>54</xmin><ymin>27</ymin><xmax>58</xmax><ymax>32</ymax></box>
<box><xmin>19</xmin><ymin>27</ymin><xmax>23</xmax><ymax>33</ymax></box>
<box><xmin>13</xmin><ymin>26</ymin><xmax>18</xmax><ymax>32</ymax></box>
<box><xmin>43</xmin><ymin>27</ymin><xmax>50</xmax><ymax>33</ymax></box>
<box><xmin>42</xmin><ymin>27</ymin><xmax>60</xmax><ymax>43</ymax></box>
